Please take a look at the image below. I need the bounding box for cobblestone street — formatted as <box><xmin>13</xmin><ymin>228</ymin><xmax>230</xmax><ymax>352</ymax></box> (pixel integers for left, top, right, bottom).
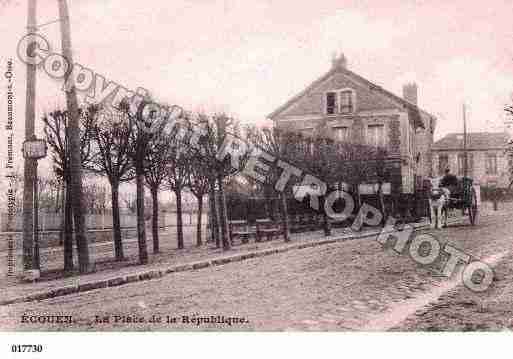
<box><xmin>1</xmin><ymin>212</ymin><xmax>512</xmax><ymax>331</ymax></box>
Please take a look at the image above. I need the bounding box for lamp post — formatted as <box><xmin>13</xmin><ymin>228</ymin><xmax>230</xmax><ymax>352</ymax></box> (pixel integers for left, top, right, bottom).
<box><xmin>22</xmin><ymin>135</ymin><xmax>47</xmax><ymax>275</ymax></box>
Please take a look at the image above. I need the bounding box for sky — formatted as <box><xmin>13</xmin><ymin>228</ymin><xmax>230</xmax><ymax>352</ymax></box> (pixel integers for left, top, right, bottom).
<box><xmin>0</xmin><ymin>0</ymin><xmax>512</xmax><ymax>187</ymax></box>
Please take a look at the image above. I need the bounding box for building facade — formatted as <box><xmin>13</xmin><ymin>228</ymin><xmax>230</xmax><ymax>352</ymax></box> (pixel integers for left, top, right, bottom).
<box><xmin>432</xmin><ymin>132</ymin><xmax>510</xmax><ymax>188</ymax></box>
<box><xmin>268</xmin><ymin>53</ymin><xmax>437</xmax><ymax>194</ymax></box>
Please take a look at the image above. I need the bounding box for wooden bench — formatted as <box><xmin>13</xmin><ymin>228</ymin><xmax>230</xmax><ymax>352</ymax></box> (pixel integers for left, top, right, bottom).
<box><xmin>255</xmin><ymin>218</ymin><xmax>283</xmax><ymax>242</ymax></box>
<box><xmin>228</xmin><ymin>220</ymin><xmax>255</xmax><ymax>245</ymax></box>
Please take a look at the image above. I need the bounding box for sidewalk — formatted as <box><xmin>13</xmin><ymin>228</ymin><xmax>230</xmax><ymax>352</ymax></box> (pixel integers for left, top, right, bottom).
<box><xmin>0</xmin><ymin>220</ymin><xmax>433</xmax><ymax>306</ymax></box>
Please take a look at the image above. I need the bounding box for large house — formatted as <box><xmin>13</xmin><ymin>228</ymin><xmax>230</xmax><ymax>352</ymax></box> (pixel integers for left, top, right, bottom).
<box><xmin>432</xmin><ymin>132</ymin><xmax>510</xmax><ymax>188</ymax></box>
<box><xmin>267</xmin><ymin>53</ymin><xmax>437</xmax><ymax>195</ymax></box>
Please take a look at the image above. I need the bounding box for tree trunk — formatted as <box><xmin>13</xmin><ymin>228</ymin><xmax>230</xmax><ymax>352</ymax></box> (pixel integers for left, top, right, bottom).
<box><xmin>280</xmin><ymin>192</ymin><xmax>291</xmax><ymax>242</ymax></box>
<box><xmin>209</xmin><ymin>187</ymin><xmax>220</xmax><ymax>247</ymax></box>
<box><xmin>59</xmin><ymin>0</ymin><xmax>90</xmax><ymax>274</ymax></box>
<box><xmin>136</xmin><ymin>172</ymin><xmax>148</xmax><ymax>264</ymax></box>
<box><xmin>59</xmin><ymin>181</ymin><xmax>66</xmax><ymax>245</ymax></box>
<box><xmin>63</xmin><ymin>181</ymin><xmax>74</xmax><ymax>273</ymax></box>
<box><xmin>196</xmin><ymin>195</ymin><xmax>203</xmax><ymax>247</ymax></box>
<box><xmin>111</xmin><ymin>181</ymin><xmax>124</xmax><ymax>260</ymax></box>
<box><xmin>217</xmin><ymin>175</ymin><xmax>230</xmax><ymax>251</ymax></box>
<box><xmin>151</xmin><ymin>187</ymin><xmax>159</xmax><ymax>254</ymax></box>
<box><xmin>175</xmin><ymin>189</ymin><xmax>184</xmax><ymax>249</ymax></box>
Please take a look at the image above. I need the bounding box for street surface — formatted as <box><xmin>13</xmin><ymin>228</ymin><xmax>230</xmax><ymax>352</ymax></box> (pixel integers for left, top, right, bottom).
<box><xmin>1</xmin><ymin>212</ymin><xmax>512</xmax><ymax>331</ymax></box>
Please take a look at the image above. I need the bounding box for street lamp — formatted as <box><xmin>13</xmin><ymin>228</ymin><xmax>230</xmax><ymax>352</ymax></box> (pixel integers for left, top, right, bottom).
<box><xmin>22</xmin><ymin>135</ymin><xmax>47</xmax><ymax>276</ymax></box>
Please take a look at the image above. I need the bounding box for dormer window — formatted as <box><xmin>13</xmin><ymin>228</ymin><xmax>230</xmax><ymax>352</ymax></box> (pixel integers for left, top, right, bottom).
<box><xmin>325</xmin><ymin>89</ymin><xmax>355</xmax><ymax>115</ymax></box>
<box><xmin>326</xmin><ymin>92</ymin><xmax>337</xmax><ymax>115</ymax></box>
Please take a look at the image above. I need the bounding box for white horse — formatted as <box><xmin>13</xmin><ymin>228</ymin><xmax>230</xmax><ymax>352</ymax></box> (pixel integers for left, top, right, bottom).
<box><xmin>428</xmin><ymin>178</ymin><xmax>450</xmax><ymax>229</ymax></box>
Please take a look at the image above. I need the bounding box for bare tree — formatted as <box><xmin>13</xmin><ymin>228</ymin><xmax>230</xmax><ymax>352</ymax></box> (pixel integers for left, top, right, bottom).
<box><xmin>165</xmin><ymin>121</ymin><xmax>191</xmax><ymax>250</ymax></box>
<box><xmin>186</xmin><ymin>125</ymin><xmax>211</xmax><ymax>246</ymax></box>
<box><xmin>200</xmin><ymin>114</ymin><xmax>249</xmax><ymax>250</ymax></box>
<box><xmin>246</xmin><ymin>125</ymin><xmax>296</xmax><ymax>241</ymax></box>
<box><xmin>333</xmin><ymin>141</ymin><xmax>389</xmax><ymax>225</ymax></box>
<box><xmin>126</xmin><ymin>101</ymin><xmax>153</xmax><ymax>264</ymax></box>
<box><xmin>144</xmin><ymin>127</ymin><xmax>173</xmax><ymax>253</ymax></box>
<box><xmin>42</xmin><ymin>107</ymin><xmax>95</xmax><ymax>272</ymax></box>
<box><xmin>191</xmin><ymin>115</ymin><xmax>221</xmax><ymax>247</ymax></box>
<box><xmin>88</xmin><ymin>105</ymin><xmax>135</xmax><ymax>260</ymax></box>
<box><xmin>274</xmin><ymin>122</ymin><xmax>387</xmax><ymax>235</ymax></box>
<box><xmin>296</xmin><ymin>127</ymin><xmax>340</xmax><ymax>236</ymax></box>
<box><xmin>37</xmin><ymin>174</ymin><xmax>62</xmax><ymax>213</ymax></box>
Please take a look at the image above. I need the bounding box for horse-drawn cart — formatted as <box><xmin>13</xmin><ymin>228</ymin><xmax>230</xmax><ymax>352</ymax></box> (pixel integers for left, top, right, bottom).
<box><xmin>429</xmin><ymin>176</ymin><xmax>480</xmax><ymax>228</ymax></box>
<box><xmin>450</xmin><ymin>177</ymin><xmax>479</xmax><ymax>225</ymax></box>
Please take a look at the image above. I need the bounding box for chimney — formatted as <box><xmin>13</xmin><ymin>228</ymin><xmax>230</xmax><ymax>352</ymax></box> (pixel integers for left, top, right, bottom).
<box><xmin>403</xmin><ymin>82</ymin><xmax>418</xmax><ymax>105</ymax></box>
<box><xmin>331</xmin><ymin>52</ymin><xmax>347</xmax><ymax>70</ymax></box>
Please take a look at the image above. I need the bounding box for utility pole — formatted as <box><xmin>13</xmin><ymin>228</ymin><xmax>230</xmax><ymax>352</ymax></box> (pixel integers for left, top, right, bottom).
<box><xmin>33</xmin><ymin>173</ymin><xmax>40</xmax><ymax>270</ymax></box>
<box><xmin>22</xmin><ymin>0</ymin><xmax>37</xmax><ymax>271</ymax></box>
<box><xmin>57</xmin><ymin>0</ymin><xmax>91</xmax><ymax>273</ymax></box>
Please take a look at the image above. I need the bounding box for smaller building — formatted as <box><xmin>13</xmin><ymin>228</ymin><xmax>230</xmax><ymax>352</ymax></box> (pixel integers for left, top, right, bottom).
<box><xmin>432</xmin><ymin>132</ymin><xmax>510</xmax><ymax>187</ymax></box>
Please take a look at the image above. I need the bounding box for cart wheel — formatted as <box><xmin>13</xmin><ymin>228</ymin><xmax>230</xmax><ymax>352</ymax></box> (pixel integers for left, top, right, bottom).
<box><xmin>469</xmin><ymin>188</ymin><xmax>479</xmax><ymax>225</ymax></box>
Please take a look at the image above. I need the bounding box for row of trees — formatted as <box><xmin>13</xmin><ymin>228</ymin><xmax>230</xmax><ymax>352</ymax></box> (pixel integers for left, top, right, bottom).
<box><xmin>42</xmin><ymin>99</ymin><xmax>388</xmax><ymax>273</ymax></box>
<box><xmin>245</xmin><ymin>121</ymin><xmax>388</xmax><ymax>237</ymax></box>
<box><xmin>1</xmin><ymin>169</ymin><xmax>109</xmax><ymax>215</ymax></box>
<box><xmin>42</xmin><ymin>99</ymin><xmax>246</xmax><ymax>271</ymax></box>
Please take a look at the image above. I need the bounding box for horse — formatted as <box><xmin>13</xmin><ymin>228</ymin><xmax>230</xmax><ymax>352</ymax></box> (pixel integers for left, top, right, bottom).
<box><xmin>428</xmin><ymin>178</ymin><xmax>450</xmax><ymax>229</ymax></box>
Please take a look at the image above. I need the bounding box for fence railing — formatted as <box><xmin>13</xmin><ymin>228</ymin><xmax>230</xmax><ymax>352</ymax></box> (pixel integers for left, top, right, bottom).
<box><xmin>0</xmin><ymin>211</ymin><xmax>207</xmax><ymax>232</ymax></box>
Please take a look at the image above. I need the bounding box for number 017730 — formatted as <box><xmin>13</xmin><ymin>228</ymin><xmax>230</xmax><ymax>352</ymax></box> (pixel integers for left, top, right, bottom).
<box><xmin>11</xmin><ymin>345</ymin><xmax>43</xmax><ymax>353</ymax></box>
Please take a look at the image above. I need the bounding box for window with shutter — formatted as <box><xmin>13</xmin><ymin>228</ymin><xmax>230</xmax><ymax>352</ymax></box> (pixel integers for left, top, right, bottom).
<box><xmin>340</xmin><ymin>90</ymin><xmax>353</xmax><ymax>114</ymax></box>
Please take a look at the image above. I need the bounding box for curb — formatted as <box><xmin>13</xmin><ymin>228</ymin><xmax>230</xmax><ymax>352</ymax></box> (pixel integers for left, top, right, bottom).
<box><xmin>0</xmin><ymin>221</ymin><xmax>432</xmax><ymax>307</ymax></box>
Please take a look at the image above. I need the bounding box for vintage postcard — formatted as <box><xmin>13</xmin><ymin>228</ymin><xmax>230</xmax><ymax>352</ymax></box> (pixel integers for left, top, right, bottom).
<box><xmin>0</xmin><ymin>0</ymin><xmax>512</xmax><ymax>354</ymax></box>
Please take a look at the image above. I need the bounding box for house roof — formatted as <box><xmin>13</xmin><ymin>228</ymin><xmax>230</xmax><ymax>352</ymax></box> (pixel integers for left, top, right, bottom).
<box><xmin>267</xmin><ymin>66</ymin><xmax>436</xmax><ymax>129</ymax></box>
<box><xmin>432</xmin><ymin>132</ymin><xmax>510</xmax><ymax>151</ymax></box>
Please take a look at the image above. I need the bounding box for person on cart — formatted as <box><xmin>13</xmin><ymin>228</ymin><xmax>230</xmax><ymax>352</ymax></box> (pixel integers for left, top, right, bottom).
<box><xmin>440</xmin><ymin>167</ymin><xmax>458</xmax><ymax>198</ymax></box>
